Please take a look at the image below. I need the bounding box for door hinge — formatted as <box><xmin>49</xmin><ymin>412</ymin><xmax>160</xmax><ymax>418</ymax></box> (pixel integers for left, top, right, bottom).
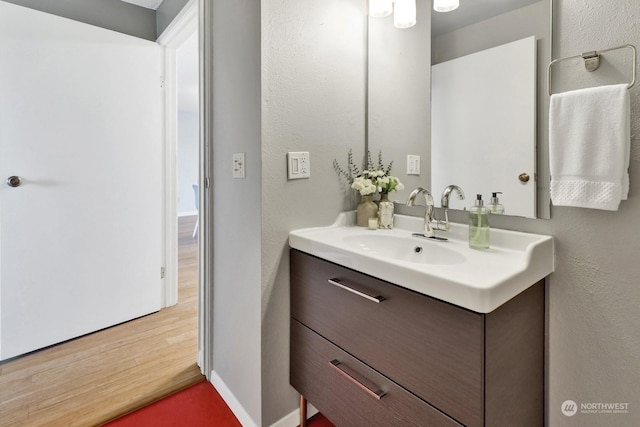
<box><xmin>160</xmin><ymin>76</ymin><xmax>165</xmax><ymax>89</ymax></box>
<box><xmin>205</xmin><ymin>177</ymin><xmax>210</xmax><ymax>189</ymax></box>
<box><xmin>161</xmin><ymin>267</ymin><xmax>166</xmax><ymax>279</ymax></box>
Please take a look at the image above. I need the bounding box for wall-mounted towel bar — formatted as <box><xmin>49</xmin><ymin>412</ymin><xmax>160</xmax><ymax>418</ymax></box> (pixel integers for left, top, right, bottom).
<box><xmin>547</xmin><ymin>44</ymin><xmax>636</xmax><ymax>95</ymax></box>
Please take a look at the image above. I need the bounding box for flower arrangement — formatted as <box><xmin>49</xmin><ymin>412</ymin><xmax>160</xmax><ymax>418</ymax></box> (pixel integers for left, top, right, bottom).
<box><xmin>351</xmin><ymin>175</ymin><xmax>378</xmax><ymax>196</ymax></box>
<box><xmin>368</xmin><ymin>170</ymin><xmax>404</xmax><ymax>194</ymax></box>
<box><xmin>334</xmin><ymin>150</ymin><xmax>404</xmax><ymax>228</ymax></box>
<box><xmin>333</xmin><ymin>150</ymin><xmax>404</xmax><ymax>196</ymax></box>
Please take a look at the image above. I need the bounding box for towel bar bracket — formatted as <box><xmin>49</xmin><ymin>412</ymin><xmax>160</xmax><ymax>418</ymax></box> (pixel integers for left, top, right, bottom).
<box><xmin>582</xmin><ymin>51</ymin><xmax>600</xmax><ymax>72</ymax></box>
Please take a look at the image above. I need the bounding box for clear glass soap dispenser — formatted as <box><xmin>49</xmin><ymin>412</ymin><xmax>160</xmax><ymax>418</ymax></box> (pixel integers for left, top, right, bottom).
<box><xmin>488</xmin><ymin>192</ymin><xmax>505</xmax><ymax>214</ymax></box>
<box><xmin>469</xmin><ymin>194</ymin><xmax>490</xmax><ymax>249</ymax></box>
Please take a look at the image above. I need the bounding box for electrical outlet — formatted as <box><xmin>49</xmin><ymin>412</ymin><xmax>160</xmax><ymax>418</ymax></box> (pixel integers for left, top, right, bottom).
<box><xmin>233</xmin><ymin>153</ymin><xmax>245</xmax><ymax>178</ymax></box>
<box><xmin>287</xmin><ymin>151</ymin><xmax>310</xmax><ymax>179</ymax></box>
<box><xmin>407</xmin><ymin>155</ymin><xmax>420</xmax><ymax>175</ymax></box>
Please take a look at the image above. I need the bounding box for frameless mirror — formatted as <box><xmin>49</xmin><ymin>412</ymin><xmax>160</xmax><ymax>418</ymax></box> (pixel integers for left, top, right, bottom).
<box><xmin>368</xmin><ymin>0</ymin><xmax>552</xmax><ymax>219</ymax></box>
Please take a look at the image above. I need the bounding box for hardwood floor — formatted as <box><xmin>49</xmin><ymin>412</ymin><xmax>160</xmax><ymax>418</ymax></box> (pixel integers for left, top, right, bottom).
<box><xmin>0</xmin><ymin>215</ymin><xmax>203</xmax><ymax>426</ymax></box>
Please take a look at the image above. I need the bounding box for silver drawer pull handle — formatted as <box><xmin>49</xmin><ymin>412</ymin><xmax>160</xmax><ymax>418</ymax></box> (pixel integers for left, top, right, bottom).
<box><xmin>327</xmin><ymin>278</ymin><xmax>385</xmax><ymax>303</ymax></box>
<box><xmin>330</xmin><ymin>359</ymin><xmax>386</xmax><ymax>400</ymax></box>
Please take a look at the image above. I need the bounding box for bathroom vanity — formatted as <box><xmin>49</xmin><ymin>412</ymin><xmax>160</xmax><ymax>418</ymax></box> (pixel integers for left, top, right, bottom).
<box><xmin>289</xmin><ymin>213</ymin><xmax>553</xmax><ymax>426</ymax></box>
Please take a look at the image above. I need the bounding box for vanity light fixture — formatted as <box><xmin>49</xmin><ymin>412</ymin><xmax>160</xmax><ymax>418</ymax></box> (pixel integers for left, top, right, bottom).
<box><xmin>394</xmin><ymin>0</ymin><xmax>416</xmax><ymax>28</ymax></box>
<box><xmin>368</xmin><ymin>0</ymin><xmax>416</xmax><ymax>29</ymax></box>
<box><xmin>433</xmin><ymin>0</ymin><xmax>459</xmax><ymax>13</ymax></box>
<box><xmin>369</xmin><ymin>0</ymin><xmax>393</xmax><ymax>18</ymax></box>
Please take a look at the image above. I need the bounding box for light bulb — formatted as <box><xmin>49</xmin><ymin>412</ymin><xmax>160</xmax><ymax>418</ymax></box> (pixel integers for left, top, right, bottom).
<box><xmin>433</xmin><ymin>0</ymin><xmax>459</xmax><ymax>13</ymax></box>
<box><xmin>369</xmin><ymin>0</ymin><xmax>393</xmax><ymax>18</ymax></box>
<box><xmin>394</xmin><ymin>0</ymin><xmax>416</xmax><ymax>29</ymax></box>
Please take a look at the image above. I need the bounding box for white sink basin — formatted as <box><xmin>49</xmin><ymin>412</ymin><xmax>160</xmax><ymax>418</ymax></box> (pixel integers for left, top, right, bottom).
<box><xmin>342</xmin><ymin>234</ymin><xmax>467</xmax><ymax>265</ymax></box>
<box><xmin>289</xmin><ymin>212</ymin><xmax>554</xmax><ymax>313</ymax></box>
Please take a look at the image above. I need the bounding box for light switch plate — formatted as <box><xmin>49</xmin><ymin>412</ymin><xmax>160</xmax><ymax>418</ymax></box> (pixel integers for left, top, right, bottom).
<box><xmin>287</xmin><ymin>151</ymin><xmax>310</xmax><ymax>179</ymax></box>
<box><xmin>233</xmin><ymin>153</ymin><xmax>245</xmax><ymax>178</ymax></box>
<box><xmin>407</xmin><ymin>155</ymin><xmax>421</xmax><ymax>175</ymax></box>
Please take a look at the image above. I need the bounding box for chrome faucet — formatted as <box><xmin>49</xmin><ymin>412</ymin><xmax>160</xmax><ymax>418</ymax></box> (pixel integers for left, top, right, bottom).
<box><xmin>438</xmin><ymin>185</ymin><xmax>466</xmax><ymax>231</ymax></box>
<box><xmin>441</xmin><ymin>184</ymin><xmax>465</xmax><ymax>209</ymax></box>
<box><xmin>407</xmin><ymin>185</ymin><xmax>465</xmax><ymax>239</ymax></box>
<box><xmin>406</xmin><ymin>187</ymin><xmax>436</xmax><ymax>237</ymax></box>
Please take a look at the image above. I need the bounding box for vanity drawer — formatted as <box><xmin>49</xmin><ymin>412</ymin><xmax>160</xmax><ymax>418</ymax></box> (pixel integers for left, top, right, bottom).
<box><xmin>291</xmin><ymin>320</ymin><xmax>461</xmax><ymax>427</ymax></box>
<box><xmin>290</xmin><ymin>250</ymin><xmax>484</xmax><ymax>427</ymax></box>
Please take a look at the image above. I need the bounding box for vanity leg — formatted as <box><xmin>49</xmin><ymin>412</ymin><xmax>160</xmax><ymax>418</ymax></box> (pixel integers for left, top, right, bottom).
<box><xmin>299</xmin><ymin>395</ymin><xmax>307</xmax><ymax>427</ymax></box>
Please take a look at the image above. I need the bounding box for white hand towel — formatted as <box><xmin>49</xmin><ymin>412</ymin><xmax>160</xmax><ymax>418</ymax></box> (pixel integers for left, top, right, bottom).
<box><xmin>549</xmin><ymin>84</ymin><xmax>630</xmax><ymax>211</ymax></box>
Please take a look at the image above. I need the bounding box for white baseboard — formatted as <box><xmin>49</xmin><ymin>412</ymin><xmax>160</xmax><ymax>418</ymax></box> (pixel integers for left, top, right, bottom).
<box><xmin>210</xmin><ymin>370</ymin><xmax>259</xmax><ymax>427</ymax></box>
<box><xmin>209</xmin><ymin>370</ymin><xmax>320</xmax><ymax>427</ymax></box>
<box><xmin>178</xmin><ymin>210</ymin><xmax>198</xmax><ymax>217</ymax></box>
<box><xmin>270</xmin><ymin>403</ymin><xmax>319</xmax><ymax>427</ymax></box>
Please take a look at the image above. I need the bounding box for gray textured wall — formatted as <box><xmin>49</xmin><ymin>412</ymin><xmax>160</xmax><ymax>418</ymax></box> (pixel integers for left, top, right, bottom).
<box><xmin>261</xmin><ymin>0</ymin><xmax>366</xmax><ymax>424</ymax></box>
<box><xmin>1</xmin><ymin>0</ymin><xmax>157</xmax><ymax>40</ymax></box>
<box><xmin>210</xmin><ymin>0</ymin><xmax>262</xmax><ymax>425</ymax></box>
<box><xmin>543</xmin><ymin>1</ymin><xmax>640</xmax><ymax>424</ymax></box>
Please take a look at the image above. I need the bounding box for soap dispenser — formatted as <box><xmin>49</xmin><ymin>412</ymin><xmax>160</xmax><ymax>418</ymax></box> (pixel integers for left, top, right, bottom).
<box><xmin>488</xmin><ymin>192</ymin><xmax>505</xmax><ymax>214</ymax></box>
<box><xmin>469</xmin><ymin>194</ymin><xmax>490</xmax><ymax>249</ymax></box>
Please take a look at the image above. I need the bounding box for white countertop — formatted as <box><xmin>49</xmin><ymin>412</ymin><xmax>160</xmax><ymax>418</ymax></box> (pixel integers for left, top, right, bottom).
<box><xmin>289</xmin><ymin>212</ymin><xmax>554</xmax><ymax>313</ymax></box>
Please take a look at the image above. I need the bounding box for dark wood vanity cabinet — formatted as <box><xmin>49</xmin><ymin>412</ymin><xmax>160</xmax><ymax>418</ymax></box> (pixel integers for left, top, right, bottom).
<box><xmin>290</xmin><ymin>249</ymin><xmax>544</xmax><ymax>427</ymax></box>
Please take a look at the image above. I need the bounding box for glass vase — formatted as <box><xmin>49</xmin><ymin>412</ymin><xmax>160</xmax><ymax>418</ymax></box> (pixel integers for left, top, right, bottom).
<box><xmin>378</xmin><ymin>193</ymin><xmax>394</xmax><ymax>229</ymax></box>
<box><xmin>356</xmin><ymin>195</ymin><xmax>378</xmax><ymax>227</ymax></box>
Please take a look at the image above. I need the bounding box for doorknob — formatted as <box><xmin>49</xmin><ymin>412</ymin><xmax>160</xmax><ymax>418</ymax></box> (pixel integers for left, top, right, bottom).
<box><xmin>7</xmin><ymin>176</ymin><xmax>22</xmax><ymax>187</ymax></box>
<box><xmin>518</xmin><ymin>173</ymin><xmax>530</xmax><ymax>183</ymax></box>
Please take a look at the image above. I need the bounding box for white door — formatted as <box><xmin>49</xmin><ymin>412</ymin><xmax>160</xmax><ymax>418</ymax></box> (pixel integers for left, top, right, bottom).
<box><xmin>0</xmin><ymin>2</ymin><xmax>163</xmax><ymax>360</ymax></box>
<box><xmin>431</xmin><ymin>37</ymin><xmax>537</xmax><ymax>218</ymax></box>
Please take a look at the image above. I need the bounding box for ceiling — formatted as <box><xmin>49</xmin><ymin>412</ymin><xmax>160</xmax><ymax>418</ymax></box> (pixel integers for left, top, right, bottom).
<box><xmin>120</xmin><ymin>0</ymin><xmax>164</xmax><ymax>10</ymax></box>
<box><xmin>432</xmin><ymin>0</ymin><xmax>542</xmax><ymax>37</ymax></box>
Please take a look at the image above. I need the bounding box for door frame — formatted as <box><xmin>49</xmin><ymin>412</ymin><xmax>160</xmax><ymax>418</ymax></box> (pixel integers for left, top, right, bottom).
<box><xmin>157</xmin><ymin>0</ymin><xmax>198</xmax><ymax>308</ymax></box>
<box><xmin>156</xmin><ymin>0</ymin><xmax>210</xmax><ymax>374</ymax></box>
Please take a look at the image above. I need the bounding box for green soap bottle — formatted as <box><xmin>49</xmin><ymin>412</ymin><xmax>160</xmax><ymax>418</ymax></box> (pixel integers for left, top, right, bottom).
<box><xmin>469</xmin><ymin>194</ymin><xmax>490</xmax><ymax>249</ymax></box>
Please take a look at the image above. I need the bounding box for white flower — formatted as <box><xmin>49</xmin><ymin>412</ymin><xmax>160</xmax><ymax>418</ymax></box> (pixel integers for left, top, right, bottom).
<box><xmin>351</xmin><ymin>176</ymin><xmax>377</xmax><ymax>195</ymax></box>
<box><xmin>347</xmin><ymin>167</ymin><xmax>403</xmax><ymax>197</ymax></box>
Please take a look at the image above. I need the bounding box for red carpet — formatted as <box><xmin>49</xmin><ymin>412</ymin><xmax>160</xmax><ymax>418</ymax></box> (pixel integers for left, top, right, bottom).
<box><xmin>104</xmin><ymin>379</ymin><xmax>334</xmax><ymax>427</ymax></box>
<box><xmin>103</xmin><ymin>381</ymin><xmax>241</xmax><ymax>427</ymax></box>
<box><xmin>305</xmin><ymin>413</ymin><xmax>335</xmax><ymax>427</ymax></box>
